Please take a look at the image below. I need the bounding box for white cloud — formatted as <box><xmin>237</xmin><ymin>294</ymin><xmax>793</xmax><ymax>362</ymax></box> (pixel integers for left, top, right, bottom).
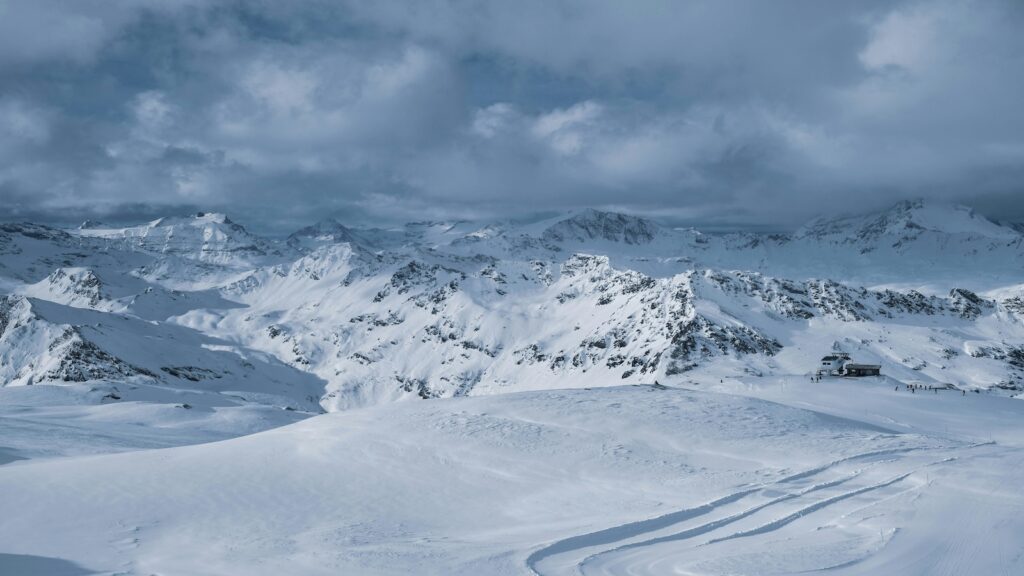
<box><xmin>3</xmin><ymin>0</ymin><xmax>1024</xmax><ymax>228</ymax></box>
<box><xmin>471</xmin><ymin>103</ymin><xmax>520</xmax><ymax>139</ymax></box>
<box><xmin>531</xmin><ymin>101</ymin><xmax>603</xmax><ymax>156</ymax></box>
<box><xmin>242</xmin><ymin>62</ymin><xmax>319</xmax><ymax>117</ymax></box>
<box><xmin>0</xmin><ymin>99</ymin><xmax>51</xmax><ymax>146</ymax></box>
<box><xmin>132</xmin><ymin>91</ymin><xmax>174</xmax><ymax>135</ymax></box>
<box><xmin>0</xmin><ymin>0</ymin><xmax>213</xmax><ymax>68</ymax></box>
<box><xmin>859</xmin><ymin>3</ymin><xmax>945</xmax><ymax>73</ymax></box>
<box><xmin>0</xmin><ymin>2</ymin><xmax>107</xmax><ymax>66</ymax></box>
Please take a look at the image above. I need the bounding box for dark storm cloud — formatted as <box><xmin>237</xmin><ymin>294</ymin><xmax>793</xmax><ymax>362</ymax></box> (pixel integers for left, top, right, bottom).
<box><xmin>0</xmin><ymin>0</ymin><xmax>1022</xmax><ymax>232</ymax></box>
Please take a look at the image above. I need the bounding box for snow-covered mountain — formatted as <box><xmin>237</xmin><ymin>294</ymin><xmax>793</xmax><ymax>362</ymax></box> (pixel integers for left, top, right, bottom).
<box><xmin>4</xmin><ymin>199</ymin><xmax>1024</xmax><ymax>575</ymax></box>
<box><xmin>2</xmin><ymin>199</ymin><xmax>1024</xmax><ymax>413</ymax></box>
<box><xmin>286</xmin><ymin>218</ymin><xmax>363</xmax><ymax>252</ymax></box>
<box><xmin>541</xmin><ymin>208</ymin><xmax>662</xmax><ymax>245</ymax></box>
<box><xmin>66</xmin><ymin>212</ymin><xmax>297</xmax><ymax>289</ymax></box>
<box><xmin>795</xmin><ymin>199</ymin><xmax>1020</xmax><ymax>244</ymax></box>
<box><xmin>424</xmin><ymin>202</ymin><xmax>1024</xmax><ymax>285</ymax></box>
<box><xmin>0</xmin><ymin>293</ymin><xmax>323</xmax><ymax>408</ymax></box>
<box><xmin>74</xmin><ymin>212</ymin><xmax>283</xmax><ymax>263</ymax></box>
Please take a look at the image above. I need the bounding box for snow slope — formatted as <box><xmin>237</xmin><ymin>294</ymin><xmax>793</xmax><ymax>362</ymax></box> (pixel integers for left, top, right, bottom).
<box><xmin>3</xmin><ymin>200</ymin><xmax>1024</xmax><ymax>574</ymax></box>
<box><xmin>183</xmin><ymin>245</ymin><xmax>1024</xmax><ymax>409</ymax></box>
<box><xmin>73</xmin><ymin>212</ymin><xmax>287</xmax><ymax>266</ymax></box>
<box><xmin>1</xmin><ymin>382</ymin><xmax>1021</xmax><ymax>575</ymax></box>
<box><xmin>5</xmin><ymin>200</ymin><xmax>1024</xmax><ymax>412</ymax></box>
<box><xmin>433</xmin><ymin>201</ymin><xmax>1024</xmax><ymax>286</ymax></box>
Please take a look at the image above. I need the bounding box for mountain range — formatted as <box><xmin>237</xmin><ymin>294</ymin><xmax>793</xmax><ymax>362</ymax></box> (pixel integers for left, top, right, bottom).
<box><xmin>2</xmin><ymin>199</ymin><xmax>1024</xmax><ymax>414</ymax></box>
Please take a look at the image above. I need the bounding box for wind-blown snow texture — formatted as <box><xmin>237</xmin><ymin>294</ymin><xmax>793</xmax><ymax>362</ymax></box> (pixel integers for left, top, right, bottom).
<box><xmin>2</xmin><ymin>200</ymin><xmax>1023</xmax><ymax>575</ymax></box>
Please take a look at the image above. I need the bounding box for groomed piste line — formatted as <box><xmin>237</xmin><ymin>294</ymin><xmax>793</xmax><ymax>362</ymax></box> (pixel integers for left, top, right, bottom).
<box><xmin>575</xmin><ymin>447</ymin><xmax>994</xmax><ymax>575</ymax></box>
<box><xmin>524</xmin><ymin>486</ymin><xmax>762</xmax><ymax>575</ymax></box>
<box><xmin>705</xmin><ymin>471</ymin><xmax>913</xmax><ymax>545</ymax></box>
<box><xmin>526</xmin><ymin>443</ymin><xmax>967</xmax><ymax>576</ymax></box>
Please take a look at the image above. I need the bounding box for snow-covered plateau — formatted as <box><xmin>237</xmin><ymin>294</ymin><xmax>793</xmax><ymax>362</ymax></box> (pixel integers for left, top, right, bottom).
<box><xmin>2</xmin><ymin>200</ymin><xmax>1023</xmax><ymax>575</ymax></box>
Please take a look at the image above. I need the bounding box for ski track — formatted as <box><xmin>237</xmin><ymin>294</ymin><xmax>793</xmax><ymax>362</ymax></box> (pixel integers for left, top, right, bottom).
<box><xmin>527</xmin><ymin>442</ymin><xmax>991</xmax><ymax>576</ymax></box>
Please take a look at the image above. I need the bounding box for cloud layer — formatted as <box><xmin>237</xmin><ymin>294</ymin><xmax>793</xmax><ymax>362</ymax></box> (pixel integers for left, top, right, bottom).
<box><xmin>1</xmin><ymin>0</ymin><xmax>1022</xmax><ymax>231</ymax></box>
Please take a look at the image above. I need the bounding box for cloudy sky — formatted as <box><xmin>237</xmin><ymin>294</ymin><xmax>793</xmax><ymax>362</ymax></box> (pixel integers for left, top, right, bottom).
<box><xmin>1</xmin><ymin>0</ymin><xmax>1022</xmax><ymax>232</ymax></box>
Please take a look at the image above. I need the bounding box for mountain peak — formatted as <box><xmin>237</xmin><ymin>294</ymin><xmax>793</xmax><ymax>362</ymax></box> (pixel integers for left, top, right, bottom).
<box><xmin>145</xmin><ymin>212</ymin><xmax>233</xmax><ymax>229</ymax></box>
<box><xmin>542</xmin><ymin>209</ymin><xmax>660</xmax><ymax>245</ymax></box>
<box><xmin>193</xmin><ymin>212</ymin><xmax>231</xmax><ymax>224</ymax></box>
<box><xmin>296</xmin><ymin>218</ymin><xmax>350</xmax><ymax>235</ymax></box>
<box><xmin>73</xmin><ymin>212</ymin><xmax>277</xmax><ymax>267</ymax></box>
<box><xmin>287</xmin><ymin>218</ymin><xmax>358</xmax><ymax>251</ymax></box>
<box><xmin>797</xmin><ymin>199</ymin><xmax>1019</xmax><ymax>243</ymax></box>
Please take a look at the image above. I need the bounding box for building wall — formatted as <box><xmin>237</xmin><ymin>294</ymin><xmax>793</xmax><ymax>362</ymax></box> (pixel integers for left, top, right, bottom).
<box><xmin>820</xmin><ymin>359</ymin><xmax>845</xmax><ymax>373</ymax></box>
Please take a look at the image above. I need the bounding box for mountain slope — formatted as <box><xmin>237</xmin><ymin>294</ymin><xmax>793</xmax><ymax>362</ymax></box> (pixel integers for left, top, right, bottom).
<box><xmin>2</xmin><ymin>199</ymin><xmax>1024</xmax><ymax>413</ymax></box>
<box><xmin>0</xmin><ymin>295</ymin><xmax>324</xmax><ymax>410</ymax></box>
<box><xmin>73</xmin><ymin>212</ymin><xmax>282</xmax><ymax>263</ymax></box>
<box><xmin>541</xmin><ymin>209</ymin><xmax>662</xmax><ymax>245</ymax></box>
<box><xmin>1</xmin><ymin>383</ymin><xmax>1021</xmax><ymax>575</ymax></box>
<box><xmin>177</xmin><ymin>244</ymin><xmax>1024</xmax><ymax>410</ymax></box>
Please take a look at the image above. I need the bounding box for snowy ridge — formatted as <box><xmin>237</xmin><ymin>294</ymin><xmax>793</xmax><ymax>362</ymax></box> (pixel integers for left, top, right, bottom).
<box><xmin>796</xmin><ymin>199</ymin><xmax>1020</xmax><ymax>243</ymax></box>
<box><xmin>0</xmin><ymin>294</ymin><xmax>324</xmax><ymax>410</ymax></box>
<box><xmin>3</xmin><ymin>200</ymin><xmax>1024</xmax><ymax>575</ymax></box>
<box><xmin>422</xmin><ymin>202</ymin><xmax>1024</xmax><ymax>285</ymax></box>
<box><xmin>286</xmin><ymin>218</ymin><xmax>363</xmax><ymax>252</ymax></box>
<box><xmin>74</xmin><ymin>212</ymin><xmax>293</xmax><ymax>268</ymax></box>
<box><xmin>2</xmin><ymin>200</ymin><xmax>1023</xmax><ymax>410</ymax></box>
<box><xmin>541</xmin><ymin>209</ymin><xmax>661</xmax><ymax>245</ymax></box>
<box><xmin>30</xmin><ymin>267</ymin><xmax>108</xmax><ymax>309</ymax></box>
<box><xmin>201</xmin><ymin>246</ymin><xmax>1024</xmax><ymax>408</ymax></box>
<box><xmin>0</xmin><ymin>295</ymin><xmax>152</xmax><ymax>386</ymax></box>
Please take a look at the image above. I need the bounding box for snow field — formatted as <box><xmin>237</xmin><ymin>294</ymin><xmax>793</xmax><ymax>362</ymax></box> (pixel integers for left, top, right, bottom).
<box><xmin>2</xmin><ymin>381</ymin><xmax>1021</xmax><ymax>575</ymax></box>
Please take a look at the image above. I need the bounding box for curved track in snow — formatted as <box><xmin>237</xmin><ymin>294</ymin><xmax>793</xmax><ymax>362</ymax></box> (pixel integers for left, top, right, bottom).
<box><xmin>528</xmin><ymin>443</ymin><xmax>990</xmax><ymax>576</ymax></box>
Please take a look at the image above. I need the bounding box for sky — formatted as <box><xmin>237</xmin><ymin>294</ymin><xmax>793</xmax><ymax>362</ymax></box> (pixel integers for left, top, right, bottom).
<box><xmin>1</xmin><ymin>0</ymin><xmax>1022</xmax><ymax>233</ymax></box>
